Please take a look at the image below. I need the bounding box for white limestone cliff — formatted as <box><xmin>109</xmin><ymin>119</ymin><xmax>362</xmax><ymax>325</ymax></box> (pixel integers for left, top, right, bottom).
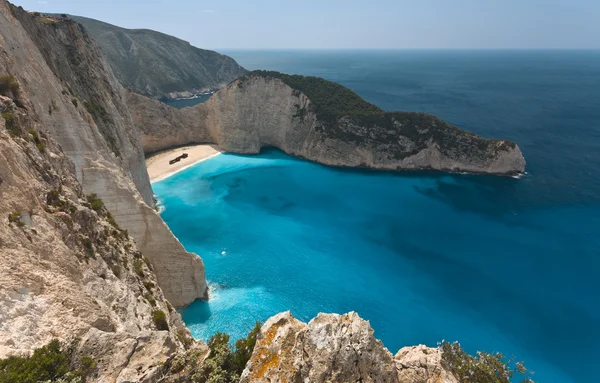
<box><xmin>2</xmin><ymin>2</ymin><xmax>207</xmax><ymax>307</ymax></box>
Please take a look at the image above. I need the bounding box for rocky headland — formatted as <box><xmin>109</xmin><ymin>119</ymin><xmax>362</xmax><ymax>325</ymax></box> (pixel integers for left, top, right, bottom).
<box><xmin>129</xmin><ymin>71</ymin><xmax>526</xmax><ymax>176</ymax></box>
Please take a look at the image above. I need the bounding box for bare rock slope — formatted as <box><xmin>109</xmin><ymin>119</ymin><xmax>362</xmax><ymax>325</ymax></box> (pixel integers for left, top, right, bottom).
<box><xmin>2</xmin><ymin>3</ymin><xmax>207</xmax><ymax>307</ymax></box>
<box><xmin>129</xmin><ymin>72</ymin><xmax>525</xmax><ymax>175</ymax></box>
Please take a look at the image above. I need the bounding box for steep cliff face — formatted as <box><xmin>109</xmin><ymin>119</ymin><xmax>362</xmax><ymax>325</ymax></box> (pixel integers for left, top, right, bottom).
<box><xmin>240</xmin><ymin>312</ymin><xmax>458</xmax><ymax>383</ymax></box>
<box><xmin>0</xmin><ymin>86</ymin><xmax>196</xmax><ymax>381</ymax></box>
<box><xmin>129</xmin><ymin>73</ymin><xmax>525</xmax><ymax>176</ymax></box>
<box><xmin>72</xmin><ymin>15</ymin><xmax>247</xmax><ymax>100</ymax></box>
<box><xmin>1</xmin><ymin>3</ymin><xmax>207</xmax><ymax>307</ymax></box>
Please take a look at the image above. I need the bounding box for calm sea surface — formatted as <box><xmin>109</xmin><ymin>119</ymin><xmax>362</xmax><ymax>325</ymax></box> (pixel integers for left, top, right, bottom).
<box><xmin>154</xmin><ymin>50</ymin><xmax>600</xmax><ymax>383</ymax></box>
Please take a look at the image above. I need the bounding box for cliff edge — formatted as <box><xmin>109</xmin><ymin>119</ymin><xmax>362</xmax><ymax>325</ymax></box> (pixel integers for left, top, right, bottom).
<box><xmin>129</xmin><ymin>71</ymin><xmax>525</xmax><ymax>176</ymax></box>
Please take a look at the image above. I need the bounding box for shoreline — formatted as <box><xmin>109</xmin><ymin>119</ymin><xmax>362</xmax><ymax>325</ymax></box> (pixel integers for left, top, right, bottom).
<box><xmin>146</xmin><ymin>144</ymin><xmax>222</xmax><ymax>183</ymax></box>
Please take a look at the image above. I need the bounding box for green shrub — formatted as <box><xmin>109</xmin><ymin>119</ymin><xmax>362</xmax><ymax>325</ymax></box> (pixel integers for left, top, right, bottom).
<box><xmin>241</xmin><ymin>71</ymin><xmax>382</xmax><ymax>126</ymax></box>
<box><xmin>8</xmin><ymin>211</ymin><xmax>24</xmax><ymax>227</ymax></box>
<box><xmin>86</xmin><ymin>194</ymin><xmax>104</xmax><ymax>212</ymax></box>
<box><xmin>133</xmin><ymin>259</ymin><xmax>144</xmax><ymax>278</ymax></box>
<box><xmin>105</xmin><ymin>212</ymin><xmax>120</xmax><ymax>229</ymax></box>
<box><xmin>0</xmin><ymin>339</ymin><xmax>96</xmax><ymax>383</ymax></box>
<box><xmin>144</xmin><ymin>293</ymin><xmax>156</xmax><ymax>307</ymax></box>
<box><xmin>2</xmin><ymin>112</ymin><xmax>20</xmax><ymax>136</ymax></box>
<box><xmin>143</xmin><ymin>256</ymin><xmax>152</xmax><ymax>270</ymax></box>
<box><xmin>82</xmin><ymin>237</ymin><xmax>94</xmax><ymax>257</ymax></box>
<box><xmin>0</xmin><ymin>75</ymin><xmax>19</xmax><ymax>92</ymax></box>
<box><xmin>71</xmin><ymin>97</ymin><xmax>78</xmax><ymax>107</ymax></box>
<box><xmin>8</xmin><ymin>211</ymin><xmax>20</xmax><ymax>223</ymax></box>
<box><xmin>177</xmin><ymin>329</ymin><xmax>193</xmax><ymax>348</ymax></box>
<box><xmin>28</xmin><ymin>130</ymin><xmax>45</xmax><ymax>152</ymax></box>
<box><xmin>166</xmin><ymin>301</ymin><xmax>174</xmax><ymax>313</ymax></box>
<box><xmin>440</xmin><ymin>341</ymin><xmax>535</xmax><ymax>383</ymax></box>
<box><xmin>152</xmin><ymin>310</ymin><xmax>169</xmax><ymax>331</ymax></box>
<box><xmin>143</xmin><ymin>281</ymin><xmax>154</xmax><ymax>291</ymax></box>
<box><xmin>110</xmin><ymin>264</ymin><xmax>121</xmax><ymax>279</ymax></box>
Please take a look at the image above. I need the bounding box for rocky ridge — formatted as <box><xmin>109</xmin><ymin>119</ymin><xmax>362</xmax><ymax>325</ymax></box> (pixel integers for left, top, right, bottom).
<box><xmin>128</xmin><ymin>72</ymin><xmax>526</xmax><ymax>175</ymax></box>
<box><xmin>2</xmin><ymin>3</ymin><xmax>207</xmax><ymax>307</ymax></box>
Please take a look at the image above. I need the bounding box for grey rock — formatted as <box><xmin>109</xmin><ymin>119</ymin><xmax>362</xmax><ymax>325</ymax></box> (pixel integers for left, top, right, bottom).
<box><xmin>241</xmin><ymin>312</ymin><xmax>456</xmax><ymax>383</ymax></box>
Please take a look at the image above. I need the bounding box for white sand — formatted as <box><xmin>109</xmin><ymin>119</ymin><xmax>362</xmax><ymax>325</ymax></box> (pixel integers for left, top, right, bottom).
<box><xmin>146</xmin><ymin>145</ymin><xmax>221</xmax><ymax>183</ymax></box>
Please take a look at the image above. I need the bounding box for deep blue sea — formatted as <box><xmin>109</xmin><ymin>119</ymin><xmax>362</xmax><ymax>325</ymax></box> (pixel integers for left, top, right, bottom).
<box><xmin>153</xmin><ymin>50</ymin><xmax>600</xmax><ymax>383</ymax></box>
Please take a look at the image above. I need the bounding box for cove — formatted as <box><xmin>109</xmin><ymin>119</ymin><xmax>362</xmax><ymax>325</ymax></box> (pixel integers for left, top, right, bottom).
<box><xmin>153</xmin><ymin>149</ymin><xmax>599</xmax><ymax>383</ymax></box>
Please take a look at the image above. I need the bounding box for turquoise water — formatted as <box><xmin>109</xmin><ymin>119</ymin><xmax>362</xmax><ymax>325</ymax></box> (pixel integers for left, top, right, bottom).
<box><xmin>154</xmin><ymin>50</ymin><xmax>600</xmax><ymax>383</ymax></box>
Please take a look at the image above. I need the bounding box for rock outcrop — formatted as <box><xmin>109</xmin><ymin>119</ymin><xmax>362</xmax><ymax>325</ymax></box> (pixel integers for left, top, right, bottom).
<box><xmin>71</xmin><ymin>15</ymin><xmax>247</xmax><ymax>100</ymax></box>
<box><xmin>128</xmin><ymin>72</ymin><xmax>526</xmax><ymax>175</ymax></box>
<box><xmin>2</xmin><ymin>2</ymin><xmax>207</xmax><ymax>307</ymax></box>
<box><xmin>240</xmin><ymin>311</ymin><xmax>458</xmax><ymax>383</ymax></box>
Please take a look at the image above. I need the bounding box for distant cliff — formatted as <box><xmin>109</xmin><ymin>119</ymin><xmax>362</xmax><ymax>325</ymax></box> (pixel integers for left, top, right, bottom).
<box><xmin>129</xmin><ymin>71</ymin><xmax>526</xmax><ymax>176</ymax></box>
<box><xmin>71</xmin><ymin>15</ymin><xmax>247</xmax><ymax>100</ymax></box>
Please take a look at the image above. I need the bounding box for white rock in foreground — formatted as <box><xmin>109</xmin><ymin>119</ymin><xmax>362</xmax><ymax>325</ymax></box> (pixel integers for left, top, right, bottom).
<box><xmin>241</xmin><ymin>311</ymin><xmax>458</xmax><ymax>383</ymax></box>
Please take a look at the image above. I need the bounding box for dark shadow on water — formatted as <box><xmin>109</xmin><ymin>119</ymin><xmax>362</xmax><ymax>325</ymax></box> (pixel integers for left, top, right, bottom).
<box><xmin>181</xmin><ymin>299</ymin><xmax>213</xmax><ymax>324</ymax></box>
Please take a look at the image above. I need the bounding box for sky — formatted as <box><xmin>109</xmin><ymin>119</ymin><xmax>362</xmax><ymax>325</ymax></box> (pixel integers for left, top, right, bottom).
<box><xmin>11</xmin><ymin>0</ymin><xmax>600</xmax><ymax>50</ymax></box>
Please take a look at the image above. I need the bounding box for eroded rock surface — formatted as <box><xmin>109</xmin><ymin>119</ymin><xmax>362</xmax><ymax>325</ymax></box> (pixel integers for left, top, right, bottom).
<box><xmin>241</xmin><ymin>312</ymin><xmax>456</xmax><ymax>383</ymax></box>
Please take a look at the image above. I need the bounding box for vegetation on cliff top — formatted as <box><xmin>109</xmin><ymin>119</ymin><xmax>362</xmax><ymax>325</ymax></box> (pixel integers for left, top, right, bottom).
<box><xmin>0</xmin><ymin>339</ymin><xmax>96</xmax><ymax>383</ymax></box>
<box><xmin>241</xmin><ymin>71</ymin><xmax>516</xmax><ymax>160</ymax></box>
<box><xmin>165</xmin><ymin>322</ymin><xmax>262</xmax><ymax>383</ymax></box>
<box><xmin>440</xmin><ymin>341</ymin><xmax>535</xmax><ymax>383</ymax></box>
<box><xmin>241</xmin><ymin>70</ymin><xmax>382</xmax><ymax>124</ymax></box>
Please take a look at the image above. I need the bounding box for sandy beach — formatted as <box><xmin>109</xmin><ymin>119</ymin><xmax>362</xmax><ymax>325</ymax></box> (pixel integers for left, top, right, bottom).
<box><xmin>146</xmin><ymin>145</ymin><xmax>221</xmax><ymax>183</ymax></box>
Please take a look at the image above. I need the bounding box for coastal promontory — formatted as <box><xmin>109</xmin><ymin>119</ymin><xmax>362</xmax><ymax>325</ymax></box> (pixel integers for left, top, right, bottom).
<box><xmin>128</xmin><ymin>71</ymin><xmax>526</xmax><ymax>176</ymax></box>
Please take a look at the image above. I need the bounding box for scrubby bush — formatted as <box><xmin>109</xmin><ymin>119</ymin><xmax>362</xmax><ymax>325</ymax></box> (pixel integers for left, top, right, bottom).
<box><xmin>143</xmin><ymin>281</ymin><xmax>155</xmax><ymax>291</ymax></box>
<box><xmin>152</xmin><ymin>310</ymin><xmax>169</xmax><ymax>331</ymax></box>
<box><xmin>241</xmin><ymin>71</ymin><xmax>382</xmax><ymax>125</ymax></box>
<box><xmin>8</xmin><ymin>211</ymin><xmax>24</xmax><ymax>227</ymax></box>
<box><xmin>0</xmin><ymin>339</ymin><xmax>96</xmax><ymax>383</ymax></box>
<box><xmin>143</xmin><ymin>256</ymin><xmax>152</xmax><ymax>270</ymax></box>
<box><xmin>0</xmin><ymin>75</ymin><xmax>19</xmax><ymax>93</ymax></box>
<box><xmin>193</xmin><ymin>322</ymin><xmax>261</xmax><ymax>382</ymax></box>
<box><xmin>133</xmin><ymin>259</ymin><xmax>144</xmax><ymax>278</ymax></box>
<box><xmin>440</xmin><ymin>341</ymin><xmax>535</xmax><ymax>383</ymax></box>
<box><xmin>28</xmin><ymin>130</ymin><xmax>45</xmax><ymax>152</ymax></box>
<box><xmin>2</xmin><ymin>112</ymin><xmax>20</xmax><ymax>136</ymax></box>
<box><xmin>110</xmin><ymin>264</ymin><xmax>121</xmax><ymax>278</ymax></box>
<box><xmin>86</xmin><ymin>194</ymin><xmax>104</xmax><ymax>212</ymax></box>
<box><xmin>177</xmin><ymin>329</ymin><xmax>193</xmax><ymax>348</ymax></box>
<box><xmin>145</xmin><ymin>293</ymin><xmax>156</xmax><ymax>307</ymax></box>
